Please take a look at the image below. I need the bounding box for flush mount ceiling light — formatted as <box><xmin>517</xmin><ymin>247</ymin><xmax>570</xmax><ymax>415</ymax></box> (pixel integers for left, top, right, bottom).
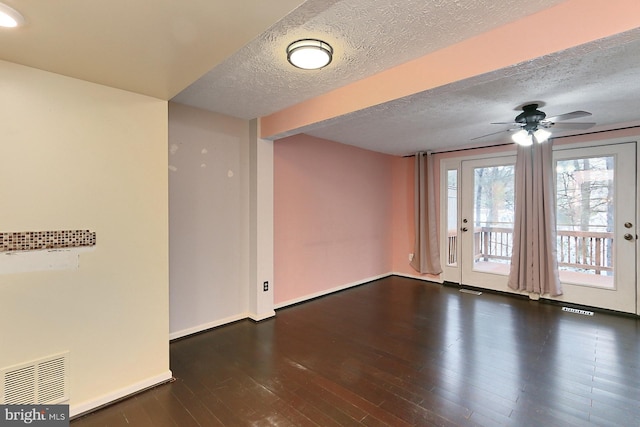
<box><xmin>0</xmin><ymin>2</ymin><xmax>25</xmax><ymax>28</ymax></box>
<box><xmin>287</xmin><ymin>39</ymin><xmax>333</xmax><ymax>70</ymax></box>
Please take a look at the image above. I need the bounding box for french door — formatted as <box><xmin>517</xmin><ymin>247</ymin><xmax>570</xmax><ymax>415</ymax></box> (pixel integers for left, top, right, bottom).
<box><xmin>549</xmin><ymin>142</ymin><xmax>637</xmax><ymax>313</ymax></box>
<box><xmin>441</xmin><ymin>142</ymin><xmax>638</xmax><ymax>314</ymax></box>
<box><xmin>441</xmin><ymin>154</ymin><xmax>517</xmax><ymax>292</ymax></box>
<box><xmin>459</xmin><ymin>156</ymin><xmax>516</xmax><ymax>292</ymax></box>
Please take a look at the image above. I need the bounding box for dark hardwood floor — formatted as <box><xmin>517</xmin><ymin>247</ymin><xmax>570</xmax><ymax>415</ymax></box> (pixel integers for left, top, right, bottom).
<box><xmin>72</xmin><ymin>276</ymin><xmax>640</xmax><ymax>426</ymax></box>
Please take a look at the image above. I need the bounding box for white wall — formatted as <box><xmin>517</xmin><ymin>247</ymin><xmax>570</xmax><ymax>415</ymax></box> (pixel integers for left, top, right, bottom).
<box><xmin>0</xmin><ymin>61</ymin><xmax>170</xmax><ymax>415</ymax></box>
<box><xmin>168</xmin><ymin>102</ymin><xmax>251</xmax><ymax>338</ymax></box>
<box><xmin>248</xmin><ymin>120</ymin><xmax>275</xmax><ymax>320</ymax></box>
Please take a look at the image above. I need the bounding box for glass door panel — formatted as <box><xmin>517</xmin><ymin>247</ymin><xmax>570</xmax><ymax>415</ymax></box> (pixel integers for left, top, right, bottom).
<box><xmin>471</xmin><ymin>164</ymin><xmax>515</xmax><ymax>274</ymax></box>
<box><xmin>555</xmin><ymin>156</ymin><xmax>614</xmax><ymax>288</ymax></box>
<box><xmin>446</xmin><ymin>169</ymin><xmax>458</xmax><ymax>267</ymax></box>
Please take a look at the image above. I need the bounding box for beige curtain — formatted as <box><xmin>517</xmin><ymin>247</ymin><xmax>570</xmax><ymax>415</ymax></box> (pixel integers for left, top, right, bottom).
<box><xmin>508</xmin><ymin>141</ymin><xmax>562</xmax><ymax>296</ymax></box>
<box><xmin>410</xmin><ymin>152</ymin><xmax>442</xmax><ymax>275</ymax></box>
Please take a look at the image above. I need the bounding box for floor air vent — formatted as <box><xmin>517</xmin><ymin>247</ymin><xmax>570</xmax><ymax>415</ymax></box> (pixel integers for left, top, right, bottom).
<box><xmin>562</xmin><ymin>307</ymin><xmax>594</xmax><ymax>316</ymax></box>
<box><xmin>459</xmin><ymin>289</ymin><xmax>483</xmax><ymax>295</ymax></box>
<box><xmin>1</xmin><ymin>352</ymin><xmax>69</xmax><ymax>405</ymax></box>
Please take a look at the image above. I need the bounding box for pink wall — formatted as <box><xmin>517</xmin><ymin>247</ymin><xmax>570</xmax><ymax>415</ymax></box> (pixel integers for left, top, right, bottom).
<box><xmin>274</xmin><ymin>134</ymin><xmax>394</xmax><ymax>305</ymax></box>
<box><xmin>274</xmin><ymin>140</ymin><xmax>450</xmax><ymax>305</ymax></box>
<box><xmin>390</xmin><ymin>156</ymin><xmax>415</xmax><ymax>274</ymax></box>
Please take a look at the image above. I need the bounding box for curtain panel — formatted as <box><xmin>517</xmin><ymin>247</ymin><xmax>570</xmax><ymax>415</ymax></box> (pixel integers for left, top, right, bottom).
<box><xmin>410</xmin><ymin>152</ymin><xmax>442</xmax><ymax>275</ymax></box>
<box><xmin>508</xmin><ymin>141</ymin><xmax>562</xmax><ymax>296</ymax></box>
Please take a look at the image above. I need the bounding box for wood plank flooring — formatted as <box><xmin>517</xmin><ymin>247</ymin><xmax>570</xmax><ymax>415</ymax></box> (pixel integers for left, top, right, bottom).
<box><xmin>71</xmin><ymin>276</ymin><xmax>640</xmax><ymax>426</ymax></box>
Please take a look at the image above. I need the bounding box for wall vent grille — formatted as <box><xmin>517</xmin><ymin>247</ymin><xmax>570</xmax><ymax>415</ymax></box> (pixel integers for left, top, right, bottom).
<box><xmin>459</xmin><ymin>289</ymin><xmax>483</xmax><ymax>296</ymax></box>
<box><xmin>562</xmin><ymin>307</ymin><xmax>594</xmax><ymax>316</ymax></box>
<box><xmin>1</xmin><ymin>352</ymin><xmax>69</xmax><ymax>404</ymax></box>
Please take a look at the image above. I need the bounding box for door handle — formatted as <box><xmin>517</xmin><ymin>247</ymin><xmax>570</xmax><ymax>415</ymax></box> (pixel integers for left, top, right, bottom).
<box><xmin>461</xmin><ymin>227</ymin><xmax>468</xmax><ymax>232</ymax></box>
<box><xmin>623</xmin><ymin>233</ymin><xmax>635</xmax><ymax>241</ymax></box>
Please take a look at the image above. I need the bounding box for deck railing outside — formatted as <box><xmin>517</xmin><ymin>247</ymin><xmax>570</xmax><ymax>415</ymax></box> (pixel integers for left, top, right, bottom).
<box><xmin>447</xmin><ymin>227</ymin><xmax>614</xmax><ymax>275</ymax></box>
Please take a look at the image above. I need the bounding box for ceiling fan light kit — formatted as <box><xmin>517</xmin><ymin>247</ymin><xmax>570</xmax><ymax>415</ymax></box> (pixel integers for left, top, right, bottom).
<box><xmin>533</xmin><ymin>128</ymin><xmax>551</xmax><ymax>142</ymax></box>
<box><xmin>511</xmin><ymin>128</ymin><xmax>552</xmax><ymax>146</ymax></box>
<box><xmin>287</xmin><ymin>39</ymin><xmax>333</xmax><ymax>70</ymax></box>
<box><xmin>512</xmin><ymin>130</ymin><xmax>533</xmax><ymax>146</ymax></box>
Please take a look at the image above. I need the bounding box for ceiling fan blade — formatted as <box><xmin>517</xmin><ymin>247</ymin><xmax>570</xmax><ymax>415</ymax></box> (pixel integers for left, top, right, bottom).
<box><xmin>490</xmin><ymin>122</ymin><xmax>520</xmax><ymax>125</ymax></box>
<box><xmin>547</xmin><ymin>122</ymin><xmax>596</xmax><ymax>130</ymax></box>
<box><xmin>470</xmin><ymin>129</ymin><xmax>515</xmax><ymax>140</ymax></box>
<box><xmin>544</xmin><ymin>110</ymin><xmax>592</xmax><ymax>122</ymax></box>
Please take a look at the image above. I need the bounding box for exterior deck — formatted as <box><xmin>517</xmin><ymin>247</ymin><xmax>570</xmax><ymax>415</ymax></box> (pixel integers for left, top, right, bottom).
<box><xmin>448</xmin><ymin>227</ymin><xmax>614</xmax><ymax>288</ymax></box>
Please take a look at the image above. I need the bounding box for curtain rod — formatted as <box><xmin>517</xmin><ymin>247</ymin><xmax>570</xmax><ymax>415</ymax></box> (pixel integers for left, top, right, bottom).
<box><xmin>404</xmin><ymin>124</ymin><xmax>640</xmax><ymax>157</ymax></box>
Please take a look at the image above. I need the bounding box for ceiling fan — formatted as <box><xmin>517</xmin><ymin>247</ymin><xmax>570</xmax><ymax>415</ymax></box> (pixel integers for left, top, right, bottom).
<box><xmin>473</xmin><ymin>103</ymin><xmax>596</xmax><ymax>145</ymax></box>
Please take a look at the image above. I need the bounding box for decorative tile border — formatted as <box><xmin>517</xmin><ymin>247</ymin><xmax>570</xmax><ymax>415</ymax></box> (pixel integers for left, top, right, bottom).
<box><xmin>0</xmin><ymin>230</ymin><xmax>96</xmax><ymax>252</ymax></box>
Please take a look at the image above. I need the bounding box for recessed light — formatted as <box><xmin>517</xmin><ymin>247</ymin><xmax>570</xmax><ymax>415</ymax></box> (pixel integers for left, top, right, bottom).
<box><xmin>0</xmin><ymin>2</ymin><xmax>25</xmax><ymax>28</ymax></box>
<box><xmin>286</xmin><ymin>39</ymin><xmax>333</xmax><ymax>70</ymax></box>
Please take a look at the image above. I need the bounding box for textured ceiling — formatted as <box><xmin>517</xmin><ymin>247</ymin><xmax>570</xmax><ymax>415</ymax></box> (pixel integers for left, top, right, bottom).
<box><xmin>4</xmin><ymin>0</ymin><xmax>640</xmax><ymax>156</ymax></box>
<box><xmin>172</xmin><ymin>0</ymin><xmax>640</xmax><ymax>155</ymax></box>
<box><xmin>173</xmin><ymin>0</ymin><xmax>567</xmax><ymax>119</ymax></box>
<box><xmin>303</xmin><ymin>28</ymin><xmax>640</xmax><ymax>155</ymax></box>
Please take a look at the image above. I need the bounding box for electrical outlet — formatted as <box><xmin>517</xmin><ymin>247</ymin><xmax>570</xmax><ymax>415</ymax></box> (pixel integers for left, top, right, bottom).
<box><xmin>409</xmin><ymin>253</ymin><xmax>414</xmax><ymax>261</ymax></box>
<box><xmin>263</xmin><ymin>281</ymin><xmax>269</xmax><ymax>292</ymax></box>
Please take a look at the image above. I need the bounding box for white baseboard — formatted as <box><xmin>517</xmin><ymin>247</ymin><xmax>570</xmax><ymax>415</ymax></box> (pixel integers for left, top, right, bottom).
<box><xmin>392</xmin><ymin>272</ymin><xmax>444</xmax><ymax>284</ymax></box>
<box><xmin>248</xmin><ymin>310</ymin><xmax>276</xmax><ymax>322</ymax></box>
<box><xmin>169</xmin><ymin>313</ymin><xmax>249</xmax><ymax>341</ymax></box>
<box><xmin>70</xmin><ymin>370</ymin><xmax>173</xmax><ymax>418</ymax></box>
<box><xmin>274</xmin><ymin>273</ymin><xmax>392</xmax><ymax>310</ymax></box>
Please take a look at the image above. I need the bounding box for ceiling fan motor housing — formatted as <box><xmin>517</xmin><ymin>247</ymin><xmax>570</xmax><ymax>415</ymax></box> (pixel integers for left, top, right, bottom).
<box><xmin>515</xmin><ymin>104</ymin><xmax>546</xmax><ymax>131</ymax></box>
